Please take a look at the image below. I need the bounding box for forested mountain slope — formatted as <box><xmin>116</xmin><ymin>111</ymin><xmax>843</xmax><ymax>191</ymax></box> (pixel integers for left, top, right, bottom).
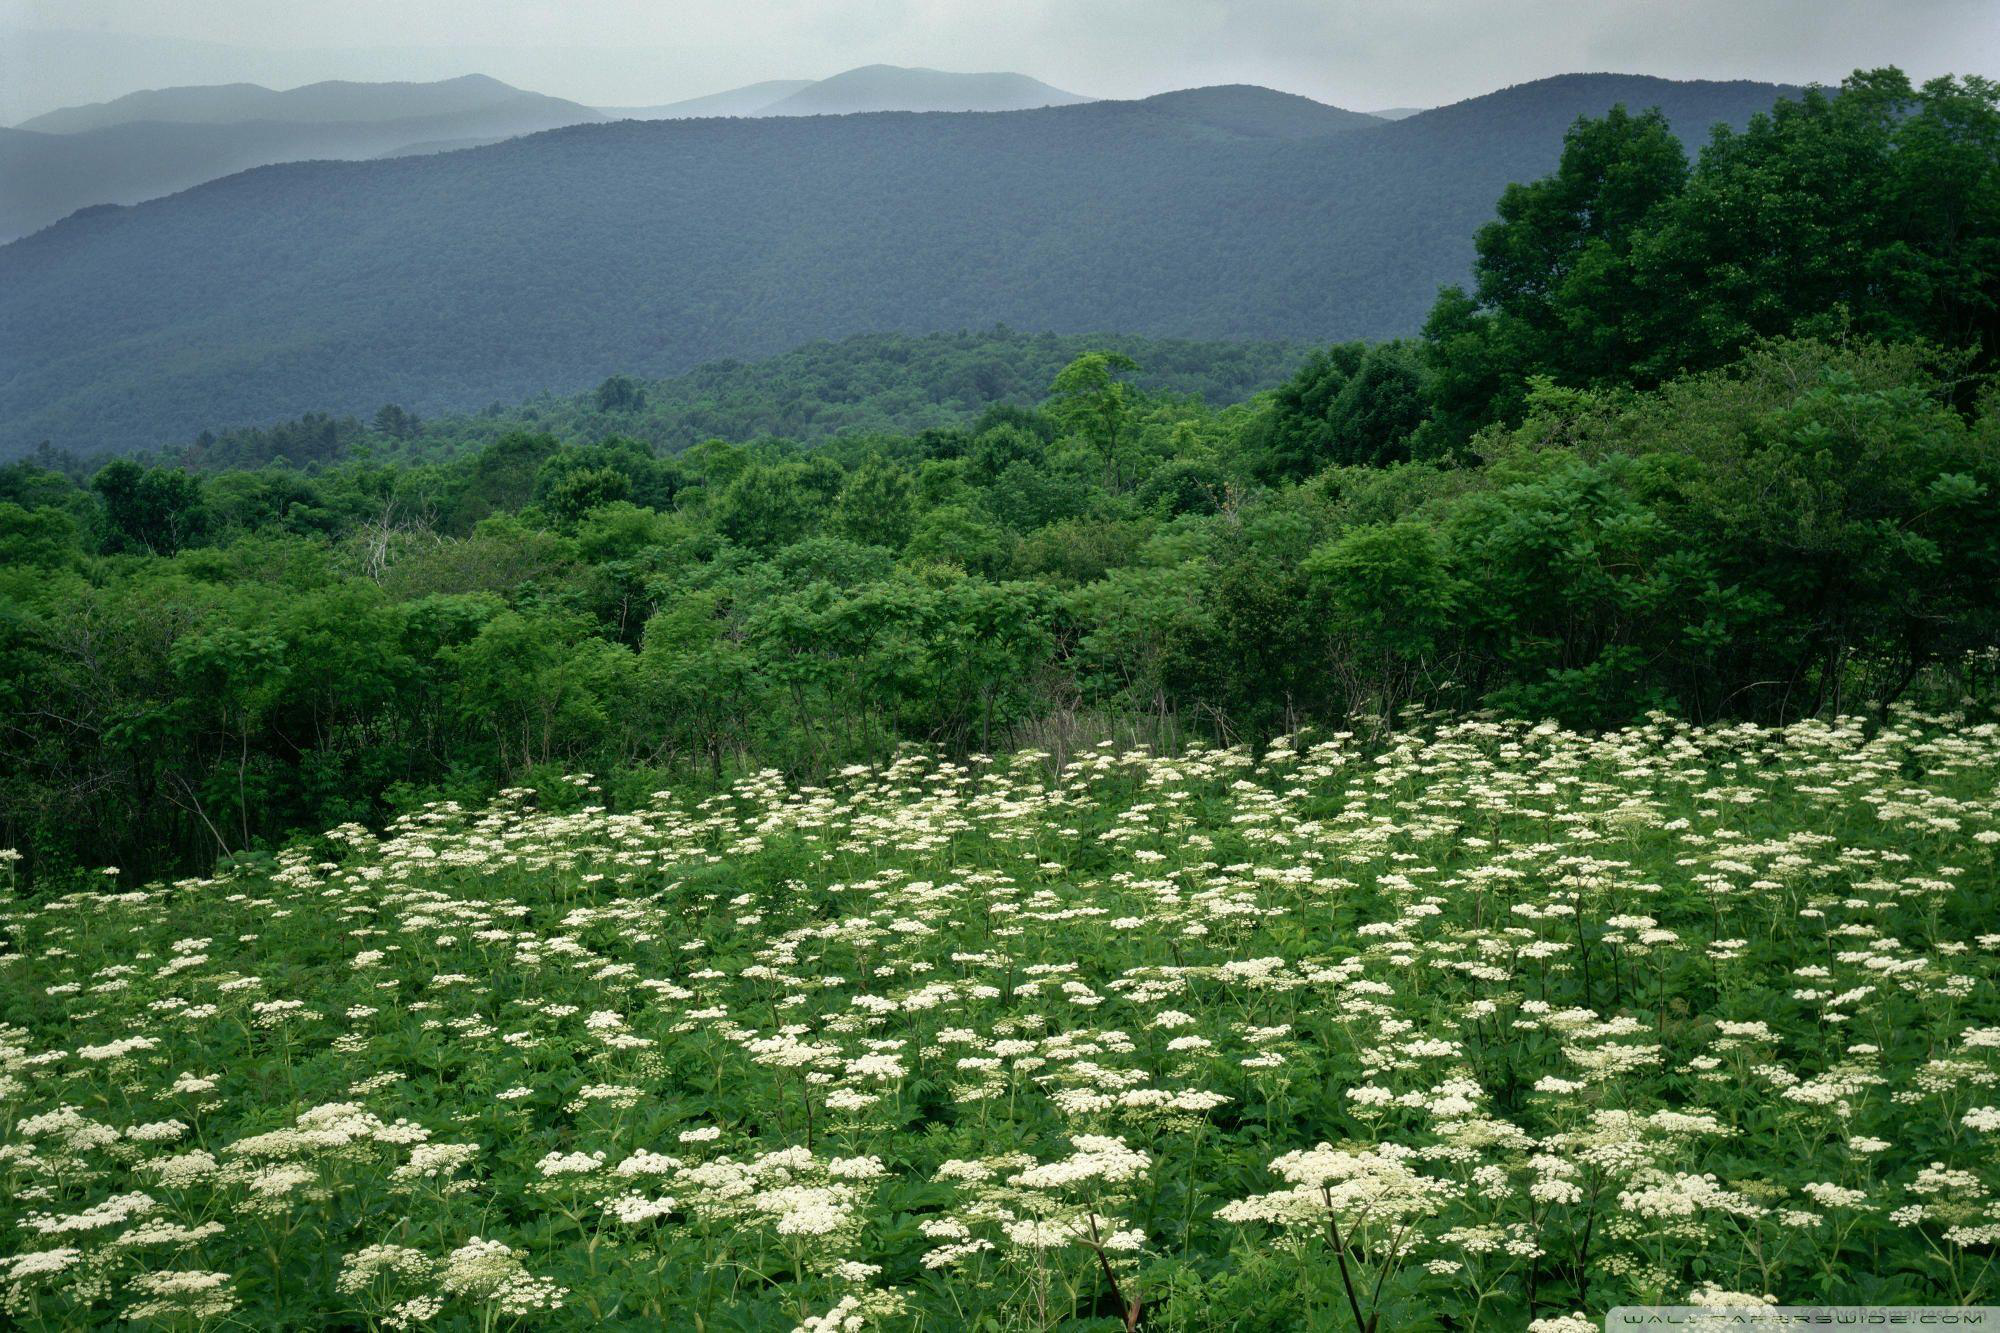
<box><xmin>0</xmin><ymin>74</ymin><xmax>1789</xmax><ymax>456</ymax></box>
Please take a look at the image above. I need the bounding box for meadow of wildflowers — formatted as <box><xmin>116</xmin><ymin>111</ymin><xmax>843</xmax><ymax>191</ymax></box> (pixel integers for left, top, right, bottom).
<box><xmin>3</xmin><ymin>709</ymin><xmax>1999</xmax><ymax>1330</ymax></box>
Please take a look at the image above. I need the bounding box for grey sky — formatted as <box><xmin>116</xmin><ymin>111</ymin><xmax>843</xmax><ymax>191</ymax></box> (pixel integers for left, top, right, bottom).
<box><xmin>4</xmin><ymin>0</ymin><xmax>1995</xmax><ymax>123</ymax></box>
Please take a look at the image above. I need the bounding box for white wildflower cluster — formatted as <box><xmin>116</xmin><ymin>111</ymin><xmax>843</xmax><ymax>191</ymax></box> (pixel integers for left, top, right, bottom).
<box><xmin>792</xmin><ymin>1287</ymin><xmax>907</xmax><ymax>1333</ymax></box>
<box><xmin>391</xmin><ymin>1141</ymin><xmax>480</xmax><ymax>1192</ymax></box>
<box><xmin>916</xmin><ymin>1132</ymin><xmax>1153</xmax><ymax>1297</ymax></box>
<box><xmin>120</xmin><ymin>1268</ymin><xmax>238</xmax><ymax>1322</ymax></box>
<box><xmin>1</xmin><ymin>712</ymin><xmax>1999</xmax><ymax>1326</ymax></box>
<box><xmin>1218</xmin><ymin>1141</ymin><xmax>1461</xmax><ymax>1231</ymax></box>
<box><xmin>438</xmin><ymin>1237</ymin><xmax>566</xmax><ymax>1315</ymax></box>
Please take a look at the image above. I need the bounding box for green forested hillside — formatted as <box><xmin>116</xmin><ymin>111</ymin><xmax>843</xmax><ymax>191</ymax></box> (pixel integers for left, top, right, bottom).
<box><xmin>139</xmin><ymin>329</ymin><xmax>1310</xmax><ymax>472</ymax></box>
<box><xmin>0</xmin><ymin>73</ymin><xmax>1789</xmax><ymax>456</ymax></box>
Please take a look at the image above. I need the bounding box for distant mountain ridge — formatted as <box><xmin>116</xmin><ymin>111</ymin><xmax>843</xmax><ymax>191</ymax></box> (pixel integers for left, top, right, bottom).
<box><xmin>0</xmin><ymin>73</ymin><xmax>1799</xmax><ymax>455</ymax></box>
<box><xmin>759</xmin><ymin>65</ymin><xmax>1090</xmax><ymax>115</ymax></box>
<box><xmin>602</xmin><ymin>79</ymin><xmax>817</xmax><ymax>120</ymax></box>
<box><xmin>0</xmin><ymin>74</ymin><xmax>604</xmax><ymax>240</ymax></box>
<box><xmin>14</xmin><ymin>73</ymin><xmax>596</xmax><ymax>133</ymax></box>
<box><xmin>1415</xmin><ymin>71</ymin><xmax>1798</xmax><ymax>133</ymax></box>
<box><xmin>2</xmin><ymin>65</ymin><xmax>1091</xmax><ymax>237</ymax></box>
<box><xmin>1128</xmin><ymin>86</ymin><xmax>1384</xmax><ymax>138</ymax></box>
<box><xmin>600</xmin><ymin>65</ymin><xmax>1090</xmax><ymax>120</ymax></box>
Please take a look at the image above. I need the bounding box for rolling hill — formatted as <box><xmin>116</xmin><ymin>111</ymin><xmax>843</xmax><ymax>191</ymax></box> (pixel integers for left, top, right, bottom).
<box><xmin>13</xmin><ymin>73</ymin><xmax>593</xmax><ymax>133</ymax></box>
<box><xmin>0</xmin><ymin>76</ymin><xmax>604</xmax><ymax>240</ymax></box>
<box><xmin>0</xmin><ymin>74</ymin><xmax>1796</xmax><ymax>456</ymax></box>
<box><xmin>602</xmin><ymin>79</ymin><xmax>817</xmax><ymax>120</ymax></box>
<box><xmin>599</xmin><ymin>66</ymin><xmax>1088</xmax><ymax>120</ymax></box>
<box><xmin>1132</xmin><ymin>85</ymin><xmax>1383</xmax><ymax>138</ymax></box>
<box><xmin>758</xmin><ymin>66</ymin><xmax>1090</xmax><ymax>115</ymax></box>
<box><xmin>373</xmin><ymin>135</ymin><xmax>518</xmax><ymax>159</ymax></box>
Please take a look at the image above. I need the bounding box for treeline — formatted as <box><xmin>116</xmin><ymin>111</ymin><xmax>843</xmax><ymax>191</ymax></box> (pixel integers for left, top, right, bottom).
<box><xmin>1</xmin><ymin>68</ymin><xmax>1996</xmax><ymax>883</ymax></box>
<box><xmin>12</xmin><ymin>329</ymin><xmax>1307</xmax><ymax>478</ymax></box>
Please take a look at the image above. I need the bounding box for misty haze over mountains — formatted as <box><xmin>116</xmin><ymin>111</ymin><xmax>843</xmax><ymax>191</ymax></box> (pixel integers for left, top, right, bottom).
<box><xmin>1</xmin><ymin>70</ymin><xmax>1794</xmax><ymax>455</ymax></box>
<box><xmin>0</xmin><ymin>65</ymin><xmax>1113</xmax><ymax>241</ymax></box>
<box><xmin>608</xmin><ymin>67</ymin><xmax>1094</xmax><ymax>119</ymax></box>
<box><xmin>0</xmin><ymin>75</ymin><xmax>606</xmax><ymax>240</ymax></box>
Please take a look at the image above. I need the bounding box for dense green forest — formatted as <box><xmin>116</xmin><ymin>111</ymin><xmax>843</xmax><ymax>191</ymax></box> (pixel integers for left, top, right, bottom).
<box><xmin>58</xmin><ymin>330</ymin><xmax>1312</xmax><ymax>474</ymax></box>
<box><xmin>1</xmin><ymin>73</ymin><xmax>1794</xmax><ymax>456</ymax></box>
<box><xmin>3</xmin><ymin>67</ymin><xmax>1997</xmax><ymax>886</ymax></box>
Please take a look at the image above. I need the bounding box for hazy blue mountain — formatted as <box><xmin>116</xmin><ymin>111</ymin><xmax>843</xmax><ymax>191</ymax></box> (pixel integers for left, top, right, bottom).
<box><xmin>1</xmin><ymin>27</ymin><xmax>337</xmax><ymax>125</ymax></box>
<box><xmin>1410</xmin><ymin>71</ymin><xmax>1796</xmax><ymax>137</ymax></box>
<box><xmin>1128</xmin><ymin>86</ymin><xmax>1383</xmax><ymax>138</ymax></box>
<box><xmin>602</xmin><ymin>67</ymin><xmax>1092</xmax><ymax>119</ymax></box>
<box><xmin>601</xmin><ymin>80</ymin><xmax>817</xmax><ymax>120</ymax></box>
<box><xmin>1367</xmin><ymin>106</ymin><xmax>1429</xmax><ymax>120</ymax></box>
<box><xmin>0</xmin><ymin>76</ymin><xmax>604</xmax><ymax>239</ymax></box>
<box><xmin>0</xmin><ymin>74</ymin><xmax>1795</xmax><ymax>455</ymax></box>
<box><xmin>757</xmin><ymin>65</ymin><xmax>1091</xmax><ymax>115</ymax></box>
<box><xmin>374</xmin><ymin>135</ymin><xmax>517</xmax><ymax>158</ymax></box>
<box><xmin>15</xmin><ymin>73</ymin><xmax>598</xmax><ymax>133</ymax></box>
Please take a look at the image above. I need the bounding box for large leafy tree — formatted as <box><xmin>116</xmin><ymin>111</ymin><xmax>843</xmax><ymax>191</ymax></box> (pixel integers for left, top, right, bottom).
<box><xmin>1303</xmin><ymin>521</ymin><xmax>1459</xmax><ymax>717</ymax></box>
<box><xmin>1048</xmin><ymin>352</ymin><xmax>1141</xmax><ymax>492</ymax></box>
<box><xmin>592</xmin><ymin>374</ymin><xmax>648</xmax><ymax>414</ymax></box>
<box><xmin>920</xmin><ymin>579</ymin><xmax>1053</xmax><ymax>752</ymax></box>
<box><xmin>1475</xmin><ymin>106</ymin><xmax>1688</xmax><ymax>378</ymax></box>
<box><xmin>442</xmin><ymin>609</ymin><xmax>631</xmax><ymax>770</ymax></box>
<box><xmin>713</xmin><ymin>462</ymin><xmax>839</xmax><ymax>550</ymax></box>
<box><xmin>639</xmin><ymin>590</ymin><xmax>759</xmax><ymax>778</ymax></box>
<box><xmin>1254</xmin><ymin>342</ymin><xmax>1430</xmax><ymax>479</ymax></box>
<box><xmin>1425</xmin><ymin>71</ymin><xmax>2000</xmax><ymax>437</ymax></box>
<box><xmin>1421</xmin><ymin>105</ymin><xmax>1688</xmax><ymax>434</ymax></box>
<box><xmin>832</xmin><ymin>460</ymin><xmax>918</xmax><ymax>549</ymax></box>
<box><xmin>91</xmin><ymin>459</ymin><xmax>211</xmax><ymax>555</ymax></box>
<box><xmin>1632</xmin><ymin>69</ymin><xmax>2000</xmax><ymax>383</ymax></box>
<box><xmin>447</xmin><ymin>432</ymin><xmax>560</xmax><ymax>532</ymax></box>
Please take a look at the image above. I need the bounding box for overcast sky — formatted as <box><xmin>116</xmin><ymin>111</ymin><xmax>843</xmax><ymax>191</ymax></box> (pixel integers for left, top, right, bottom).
<box><xmin>4</xmin><ymin>0</ymin><xmax>1995</xmax><ymax>121</ymax></box>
